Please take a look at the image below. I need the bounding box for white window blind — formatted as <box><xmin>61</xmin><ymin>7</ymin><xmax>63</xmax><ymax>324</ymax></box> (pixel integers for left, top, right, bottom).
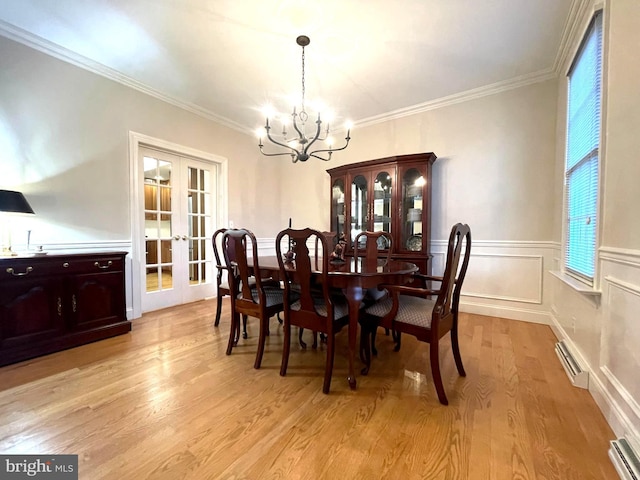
<box><xmin>565</xmin><ymin>11</ymin><xmax>602</xmax><ymax>283</ymax></box>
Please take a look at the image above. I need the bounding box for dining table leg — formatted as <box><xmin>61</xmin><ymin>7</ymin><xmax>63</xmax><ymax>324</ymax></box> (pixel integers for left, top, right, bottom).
<box><xmin>345</xmin><ymin>284</ymin><xmax>365</xmax><ymax>390</ymax></box>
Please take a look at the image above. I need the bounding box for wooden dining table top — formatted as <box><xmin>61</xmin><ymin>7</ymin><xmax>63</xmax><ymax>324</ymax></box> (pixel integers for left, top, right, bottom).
<box><xmin>256</xmin><ymin>255</ymin><xmax>418</xmax><ymax>280</ymax></box>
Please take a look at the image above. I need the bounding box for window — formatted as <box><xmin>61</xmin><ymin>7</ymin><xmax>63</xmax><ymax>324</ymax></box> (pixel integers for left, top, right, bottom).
<box><xmin>564</xmin><ymin>11</ymin><xmax>603</xmax><ymax>285</ymax></box>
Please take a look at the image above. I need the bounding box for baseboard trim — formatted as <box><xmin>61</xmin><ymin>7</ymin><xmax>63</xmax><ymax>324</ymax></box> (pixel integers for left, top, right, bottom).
<box><xmin>459</xmin><ymin>300</ymin><xmax>550</xmax><ymax>325</ymax></box>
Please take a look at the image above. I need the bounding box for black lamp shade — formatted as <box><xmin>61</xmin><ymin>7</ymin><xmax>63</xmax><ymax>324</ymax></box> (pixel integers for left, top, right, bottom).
<box><xmin>0</xmin><ymin>190</ymin><xmax>35</xmax><ymax>214</ymax></box>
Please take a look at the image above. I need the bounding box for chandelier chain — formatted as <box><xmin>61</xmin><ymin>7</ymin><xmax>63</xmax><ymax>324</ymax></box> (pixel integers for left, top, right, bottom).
<box><xmin>300</xmin><ymin>44</ymin><xmax>306</xmax><ymax>114</ymax></box>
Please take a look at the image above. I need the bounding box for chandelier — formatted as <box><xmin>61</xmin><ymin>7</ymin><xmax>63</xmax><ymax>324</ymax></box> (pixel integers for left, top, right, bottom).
<box><xmin>258</xmin><ymin>35</ymin><xmax>351</xmax><ymax>163</ymax></box>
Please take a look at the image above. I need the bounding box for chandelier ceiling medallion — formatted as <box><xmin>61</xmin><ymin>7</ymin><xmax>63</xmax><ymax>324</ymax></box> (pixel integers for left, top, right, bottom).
<box><xmin>258</xmin><ymin>35</ymin><xmax>351</xmax><ymax>163</ymax></box>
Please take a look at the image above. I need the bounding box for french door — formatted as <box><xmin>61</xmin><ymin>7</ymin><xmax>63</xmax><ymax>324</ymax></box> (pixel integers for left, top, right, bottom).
<box><xmin>140</xmin><ymin>147</ymin><xmax>216</xmax><ymax>312</ymax></box>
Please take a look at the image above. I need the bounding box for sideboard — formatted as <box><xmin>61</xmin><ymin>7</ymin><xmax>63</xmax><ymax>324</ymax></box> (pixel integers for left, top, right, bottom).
<box><xmin>0</xmin><ymin>251</ymin><xmax>130</xmax><ymax>366</ymax></box>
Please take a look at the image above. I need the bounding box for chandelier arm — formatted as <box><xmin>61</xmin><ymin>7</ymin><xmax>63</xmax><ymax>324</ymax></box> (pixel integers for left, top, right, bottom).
<box><xmin>309</xmin><ymin>153</ymin><xmax>332</xmax><ymax>161</ymax></box>
<box><xmin>301</xmin><ymin>118</ymin><xmax>324</xmax><ymax>156</ymax></box>
<box><xmin>291</xmin><ymin>115</ymin><xmax>306</xmax><ymax>140</ymax></box>
<box><xmin>308</xmin><ymin>135</ymin><xmax>351</xmax><ymax>156</ymax></box>
<box><xmin>264</xmin><ymin>129</ymin><xmax>302</xmax><ymax>156</ymax></box>
<box><xmin>258</xmin><ymin>147</ymin><xmax>299</xmax><ymax>158</ymax></box>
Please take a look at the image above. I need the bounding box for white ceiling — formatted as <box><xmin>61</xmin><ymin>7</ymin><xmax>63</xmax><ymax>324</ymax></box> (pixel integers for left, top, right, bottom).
<box><xmin>0</xmin><ymin>0</ymin><xmax>577</xmax><ymax>134</ymax></box>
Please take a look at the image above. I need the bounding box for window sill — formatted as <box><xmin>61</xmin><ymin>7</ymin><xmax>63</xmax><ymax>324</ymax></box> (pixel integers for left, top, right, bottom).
<box><xmin>550</xmin><ymin>270</ymin><xmax>601</xmax><ymax>299</ymax></box>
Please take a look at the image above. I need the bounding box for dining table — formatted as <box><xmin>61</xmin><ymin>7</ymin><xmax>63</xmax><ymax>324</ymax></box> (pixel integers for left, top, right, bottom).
<box><xmin>255</xmin><ymin>255</ymin><xmax>419</xmax><ymax>390</ymax></box>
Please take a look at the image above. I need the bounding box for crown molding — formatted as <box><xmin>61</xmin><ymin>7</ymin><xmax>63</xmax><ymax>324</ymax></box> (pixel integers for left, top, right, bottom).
<box><xmin>354</xmin><ymin>68</ymin><xmax>557</xmax><ymax>129</ymax></box>
<box><xmin>552</xmin><ymin>0</ymin><xmax>594</xmax><ymax>75</ymax></box>
<box><xmin>0</xmin><ymin>19</ymin><xmax>248</xmax><ymax>135</ymax></box>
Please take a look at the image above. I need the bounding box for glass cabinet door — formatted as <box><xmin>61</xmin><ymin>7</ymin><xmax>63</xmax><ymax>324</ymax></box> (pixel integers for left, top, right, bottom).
<box><xmin>373</xmin><ymin>171</ymin><xmax>392</xmax><ymax>235</ymax></box>
<box><xmin>331</xmin><ymin>178</ymin><xmax>345</xmax><ymax>237</ymax></box>
<box><xmin>350</xmin><ymin>174</ymin><xmax>368</xmax><ymax>244</ymax></box>
<box><xmin>401</xmin><ymin>167</ymin><xmax>426</xmax><ymax>252</ymax></box>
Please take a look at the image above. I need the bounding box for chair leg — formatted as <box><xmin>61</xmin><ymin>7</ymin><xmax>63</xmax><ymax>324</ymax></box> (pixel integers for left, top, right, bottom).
<box><xmin>323</xmin><ymin>333</ymin><xmax>336</xmax><ymax>394</ymax></box>
<box><xmin>214</xmin><ymin>294</ymin><xmax>223</xmax><ymax>327</ymax></box>
<box><xmin>226</xmin><ymin>311</ymin><xmax>239</xmax><ymax>355</ymax></box>
<box><xmin>430</xmin><ymin>342</ymin><xmax>448</xmax><ymax>405</ymax></box>
<box><xmin>298</xmin><ymin>327</ymin><xmax>307</xmax><ymax>349</ymax></box>
<box><xmin>393</xmin><ymin>331</ymin><xmax>402</xmax><ymax>352</ymax></box>
<box><xmin>242</xmin><ymin>315</ymin><xmax>248</xmax><ymax>339</ymax></box>
<box><xmin>371</xmin><ymin>328</ymin><xmax>379</xmax><ymax>356</ymax></box>
<box><xmin>359</xmin><ymin>325</ymin><xmax>372</xmax><ymax>375</ymax></box>
<box><xmin>280</xmin><ymin>320</ymin><xmax>291</xmax><ymax>377</ymax></box>
<box><xmin>254</xmin><ymin>315</ymin><xmax>268</xmax><ymax>369</ymax></box>
<box><xmin>451</xmin><ymin>314</ymin><xmax>466</xmax><ymax>376</ymax></box>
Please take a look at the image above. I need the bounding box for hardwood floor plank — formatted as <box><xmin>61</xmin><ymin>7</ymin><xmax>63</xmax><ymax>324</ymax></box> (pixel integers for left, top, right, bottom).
<box><xmin>0</xmin><ymin>302</ymin><xmax>618</xmax><ymax>479</ymax></box>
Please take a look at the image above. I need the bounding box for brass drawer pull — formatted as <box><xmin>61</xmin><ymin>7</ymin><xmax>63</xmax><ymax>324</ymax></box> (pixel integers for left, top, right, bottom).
<box><xmin>94</xmin><ymin>261</ymin><xmax>113</xmax><ymax>270</ymax></box>
<box><xmin>6</xmin><ymin>267</ymin><xmax>33</xmax><ymax>276</ymax></box>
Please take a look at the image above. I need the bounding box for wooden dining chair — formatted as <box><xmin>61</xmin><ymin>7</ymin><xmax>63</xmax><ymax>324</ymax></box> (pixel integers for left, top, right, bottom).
<box><xmin>212</xmin><ymin>228</ymin><xmax>231</xmax><ymax>328</ymax></box>
<box><xmin>353</xmin><ymin>230</ymin><xmax>392</xmax><ymax>264</ymax></box>
<box><xmin>296</xmin><ymin>231</ymin><xmax>338</xmax><ymax>348</ymax></box>
<box><xmin>213</xmin><ymin>228</ymin><xmax>280</xmax><ymax>337</ymax></box>
<box><xmin>353</xmin><ymin>230</ymin><xmax>394</xmax><ymax>349</ymax></box>
<box><xmin>358</xmin><ymin>223</ymin><xmax>471</xmax><ymax>405</ymax></box>
<box><xmin>222</xmin><ymin>228</ymin><xmax>286</xmax><ymax>369</ymax></box>
<box><xmin>276</xmin><ymin>227</ymin><xmax>351</xmax><ymax>394</ymax></box>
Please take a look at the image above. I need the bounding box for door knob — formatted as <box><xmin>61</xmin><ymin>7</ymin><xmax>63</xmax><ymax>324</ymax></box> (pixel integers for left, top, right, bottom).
<box><xmin>182</xmin><ymin>235</ymin><xmax>188</xmax><ymax>240</ymax></box>
<box><xmin>173</xmin><ymin>235</ymin><xmax>180</xmax><ymax>240</ymax></box>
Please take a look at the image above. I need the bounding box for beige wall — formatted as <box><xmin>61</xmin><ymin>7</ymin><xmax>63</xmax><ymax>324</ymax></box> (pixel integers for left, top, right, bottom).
<box><xmin>600</xmin><ymin>0</ymin><xmax>640</xmax><ymax>249</ymax></box>
<box><xmin>0</xmin><ymin>36</ymin><xmax>283</xmax><ymax>245</ymax></box>
<box><xmin>281</xmin><ymin>80</ymin><xmax>558</xmax><ymax>242</ymax></box>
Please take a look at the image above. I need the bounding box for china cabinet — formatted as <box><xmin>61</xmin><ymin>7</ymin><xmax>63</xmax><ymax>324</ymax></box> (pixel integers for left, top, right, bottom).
<box><xmin>327</xmin><ymin>153</ymin><xmax>436</xmax><ymax>273</ymax></box>
<box><xmin>0</xmin><ymin>252</ymin><xmax>130</xmax><ymax>366</ymax></box>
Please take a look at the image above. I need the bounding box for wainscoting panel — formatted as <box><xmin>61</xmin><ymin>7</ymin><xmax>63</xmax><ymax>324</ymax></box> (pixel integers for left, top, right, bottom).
<box><xmin>462</xmin><ymin>253</ymin><xmax>543</xmax><ymax>304</ymax></box>
<box><xmin>601</xmin><ymin>276</ymin><xmax>640</xmax><ymax>420</ymax></box>
<box><xmin>551</xmin><ymin>246</ymin><xmax>640</xmax><ymax>445</ymax></box>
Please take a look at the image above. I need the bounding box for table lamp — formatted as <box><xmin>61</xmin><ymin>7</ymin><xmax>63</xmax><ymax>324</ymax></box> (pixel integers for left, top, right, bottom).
<box><xmin>0</xmin><ymin>189</ymin><xmax>35</xmax><ymax>256</ymax></box>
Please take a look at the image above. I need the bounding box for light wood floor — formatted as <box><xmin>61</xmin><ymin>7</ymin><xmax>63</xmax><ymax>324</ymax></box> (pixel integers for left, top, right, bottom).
<box><xmin>0</xmin><ymin>300</ymin><xmax>618</xmax><ymax>479</ymax></box>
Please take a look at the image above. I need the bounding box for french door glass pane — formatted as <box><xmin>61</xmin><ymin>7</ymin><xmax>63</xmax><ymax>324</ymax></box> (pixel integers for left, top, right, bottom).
<box><xmin>187</xmin><ymin>166</ymin><xmax>211</xmax><ymax>286</ymax></box>
<box><xmin>144</xmin><ymin>156</ymin><xmax>174</xmax><ymax>293</ymax></box>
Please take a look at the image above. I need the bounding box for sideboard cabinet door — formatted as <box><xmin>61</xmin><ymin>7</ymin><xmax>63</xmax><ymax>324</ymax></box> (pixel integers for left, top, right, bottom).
<box><xmin>0</xmin><ymin>276</ymin><xmax>64</xmax><ymax>350</ymax></box>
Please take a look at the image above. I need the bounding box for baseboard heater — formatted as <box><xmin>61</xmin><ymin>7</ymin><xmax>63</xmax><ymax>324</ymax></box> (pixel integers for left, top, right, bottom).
<box><xmin>554</xmin><ymin>340</ymin><xmax>589</xmax><ymax>389</ymax></box>
<box><xmin>609</xmin><ymin>437</ymin><xmax>640</xmax><ymax>480</ymax></box>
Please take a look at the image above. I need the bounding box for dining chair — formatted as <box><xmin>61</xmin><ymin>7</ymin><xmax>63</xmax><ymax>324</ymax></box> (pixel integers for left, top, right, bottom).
<box><xmin>212</xmin><ymin>228</ymin><xmax>231</xmax><ymax>328</ymax></box>
<box><xmin>298</xmin><ymin>231</ymin><xmax>338</xmax><ymax>348</ymax></box>
<box><xmin>276</xmin><ymin>227</ymin><xmax>351</xmax><ymax>394</ymax></box>
<box><xmin>222</xmin><ymin>228</ymin><xmax>286</xmax><ymax>369</ymax></box>
<box><xmin>353</xmin><ymin>230</ymin><xmax>394</xmax><ymax>350</ymax></box>
<box><xmin>358</xmin><ymin>223</ymin><xmax>471</xmax><ymax>405</ymax></box>
<box><xmin>213</xmin><ymin>228</ymin><xmax>281</xmax><ymax>337</ymax></box>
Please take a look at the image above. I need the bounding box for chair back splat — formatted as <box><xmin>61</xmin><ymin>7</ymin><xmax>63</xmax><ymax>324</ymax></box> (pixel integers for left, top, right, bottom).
<box><xmin>359</xmin><ymin>223</ymin><xmax>471</xmax><ymax>405</ymax></box>
<box><xmin>276</xmin><ymin>228</ymin><xmax>350</xmax><ymax>394</ymax></box>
